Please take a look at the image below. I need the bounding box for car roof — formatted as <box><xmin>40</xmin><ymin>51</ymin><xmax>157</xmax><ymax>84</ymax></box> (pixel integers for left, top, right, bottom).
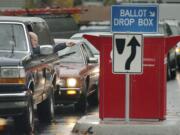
<box><xmin>80</xmin><ymin>25</ymin><xmax>110</xmax><ymax>32</ymax></box>
<box><xmin>88</xmin><ymin>21</ymin><xmax>110</xmax><ymax>26</ymax></box>
<box><xmin>72</xmin><ymin>32</ymin><xmax>163</xmax><ymax>38</ymax></box>
<box><xmin>0</xmin><ymin>16</ymin><xmax>45</xmax><ymax>24</ymax></box>
<box><xmin>54</xmin><ymin>38</ymin><xmax>82</xmax><ymax>45</ymax></box>
<box><xmin>71</xmin><ymin>32</ymin><xmax>112</xmax><ymax>39</ymax></box>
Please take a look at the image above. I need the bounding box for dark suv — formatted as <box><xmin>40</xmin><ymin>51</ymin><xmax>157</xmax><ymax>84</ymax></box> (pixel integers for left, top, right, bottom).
<box><xmin>159</xmin><ymin>21</ymin><xmax>177</xmax><ymax>80</ymax></box>
<box><xmin>32</xmin><ymin>14</ymin><xmax>79</xmax><ymax>39</ymax></box>
<box><xmin>0</xmin><ymin>16</ymin><xmax>62</xmax><ymax>133</ymax></box>
<box><xmin>164</xmin><ymin>19</ymin><xmax>180</xmax><ymax>70</ymax></box>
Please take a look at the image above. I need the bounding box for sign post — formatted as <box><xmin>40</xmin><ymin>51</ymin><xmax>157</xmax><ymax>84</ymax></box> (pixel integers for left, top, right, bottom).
<box><xmin>125</xmin><ymin>74</ymin><xmax>130</xmax><ymax>122</ymax></box>
<box><xmin>111</xmin><ymin>4</ymin><xmax>159</xmax><ymax>122</ymax></box>
<box><xmin>113</xmin><ymin>33</ymin><xmax>143</xmax><ymax>122</ymax></box>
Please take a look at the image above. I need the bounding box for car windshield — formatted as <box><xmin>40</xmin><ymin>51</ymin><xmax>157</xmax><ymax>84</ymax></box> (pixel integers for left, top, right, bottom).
<box><xmin>0</xmin><ymin>23</ymin><xmax>27</xmax><ymax>51</ymax></box>
<box><xmin>40</xmin><ymin>15</ymin><xmax>79</xmax><ymax>38</ymax></box>
<box><xmin>58</xmin><ymin>44</ymin><xmax>84</xmax><ymax>63</ymax></box>
<box><xmin>71</xmin><ymin>37</ymin><xmax>99</xmax><ymax>55</ymax></box>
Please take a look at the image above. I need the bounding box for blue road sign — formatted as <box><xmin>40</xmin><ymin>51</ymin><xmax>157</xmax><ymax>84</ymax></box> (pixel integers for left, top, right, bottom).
<box><xmin>111</xmin><ymin>5</ymin><xmax>159</xmax><ymax>33</ymax></box>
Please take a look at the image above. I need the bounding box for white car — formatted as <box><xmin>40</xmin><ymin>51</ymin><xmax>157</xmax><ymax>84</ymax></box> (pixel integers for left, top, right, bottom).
<box><xmin>71</xmin><ymin>32</ymin><xmax>112</xmax><ymax>62</ymax></box>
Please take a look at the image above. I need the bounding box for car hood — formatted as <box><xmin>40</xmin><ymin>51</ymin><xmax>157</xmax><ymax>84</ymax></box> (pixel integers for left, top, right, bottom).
<box><xmin>0</xmin><ymin>52</ymin><xmax>28</xmax><ymax>66</ymax></box>
<box><xmin>58</xmin><ymin>63</ymin><xmax>86</xmax><ymax>77</ymax></box>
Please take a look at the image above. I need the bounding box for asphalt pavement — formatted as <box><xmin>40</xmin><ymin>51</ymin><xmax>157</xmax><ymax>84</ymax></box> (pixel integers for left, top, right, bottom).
<box><xmin>73</xmin><ymin>72</ymin><xmax>180</xmax><ymax>135</ymax></box>
<box><xmin>167</xmin><ymin>73</ymin><xmax>180</xmax><ymax>116</ymax></box>
<box><xmin>3</xmin><ymin>72</ymin><xmax>180</xmax><ymax>135</ymax></box>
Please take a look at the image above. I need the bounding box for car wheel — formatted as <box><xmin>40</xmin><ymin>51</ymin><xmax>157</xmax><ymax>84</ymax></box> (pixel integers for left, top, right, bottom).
<box><xmin>14</xmin><ymin>97</ymin><xmax>34</xmax><ymax>134</ymax></box>
<box><xmin>75</xmin><ymin>93</ymin><xmax>87</xmax><ymax>114</ymax></box>
<box><xmin>75</xmin><ymin>82</ymin><xmax>87</xmax><ymax>114</ymax></box>
<box><xmin>170</xmin><ymin>69</ymin><xmax>176</xmax><ymax>80</ymax></box>
<box><xmin>167</xmin><ymin>62</ymin><xmax>171</xmax><ymax>81</ymax></box>
<box><xmin>37</xmin><ymin>90</ymin><xmax>55</xmax><ymax>123</ymax></box>
<box><xmin>88</xmin><ymin>85</ymin><xmax>99</xmax><ymax>106</ymax></box>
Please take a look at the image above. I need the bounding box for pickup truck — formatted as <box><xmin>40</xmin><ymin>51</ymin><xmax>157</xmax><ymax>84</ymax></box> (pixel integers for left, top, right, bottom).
<box><xmin>0</xmin><ymin>16</ymin><xmax>62</xmax><ymax>133</ymax></box>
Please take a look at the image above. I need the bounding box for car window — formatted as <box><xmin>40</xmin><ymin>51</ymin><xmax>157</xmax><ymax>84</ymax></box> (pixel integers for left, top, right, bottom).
<box><xmin>71</xmin><ymin>37</ymin><xmax>99</xmax><ymax>56</ymax></box>
<box><xmin>41</xmin><ymin>15</ymin><xmax>79</xmax><ymax>38</ymax></box>
<box><xmin>0</xmin><ymin>23</ymin><xmax>27</xmax><ymax>51</ymax></box>
<box><xmin>84</xmin><ymin>39</ymin><xmax>99</xmax><ymax>55</ymax></box>
<box><xmin>82</xmin><ymin>42</ymin><xmax>94</xmax><ymax>58</ymax></box>
<box><xmin>58</xmin><ymin>44</ymin><xmax>84</xmax><ymax>63</ymax></box>
<box><xmin>32</xmin><ymin>22</ymin><xmax>53</xmax><ymax>45</ymax></box>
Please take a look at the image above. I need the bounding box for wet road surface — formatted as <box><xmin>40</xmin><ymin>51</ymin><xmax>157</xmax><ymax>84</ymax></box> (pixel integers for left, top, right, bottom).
<box><xmin>3</xmin><ymin>72</ymin><xmax>180</xmax><ymax>135</ymax></box>
<box><xmin>37</xmin><ymin>104</ymin><xmax>98</xmax><ymax>135</ymax></box>
<box><xmin>4</xmin><ymin>104</ymin><xmax>98</xmax><ymax>135</ymax></box>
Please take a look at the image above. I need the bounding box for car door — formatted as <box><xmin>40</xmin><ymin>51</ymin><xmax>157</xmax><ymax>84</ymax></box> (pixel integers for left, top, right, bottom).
<box><xmin>33</xmin><ymin>22</ymin><xmax>56</xmax><ymax>95</ymax></box>
<box><xmin>80</xmin><ymin>42</ymin><xmax>99</xmax><ymax>94</ymax></box>
<box><xmin>28</xmin><ymin>22</ymin><xmax>54</xmax><ymax>103</ymax></box>
<box><xmin>23</xmin><ymin>54</ymin><xmax>45</xmax><ymax>105</ymax></box>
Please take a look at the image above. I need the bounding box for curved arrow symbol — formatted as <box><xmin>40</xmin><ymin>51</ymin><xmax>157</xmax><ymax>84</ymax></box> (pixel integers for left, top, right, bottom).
<box><xmin>125</xmin><ymin>36</ymin><xmax>140</xmax><ymax>70</ymax></box>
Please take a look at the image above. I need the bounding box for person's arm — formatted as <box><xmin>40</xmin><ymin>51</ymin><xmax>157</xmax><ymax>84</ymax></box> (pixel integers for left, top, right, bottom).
<box><xmin>54</xmin><ymin>42</ymin><xmax>76</xmax><ymax>52</ymax></box>
<box><xmin>54</xmin><ymin>43</ymin><xmax>67</xmax><ymax>52</ymax></box>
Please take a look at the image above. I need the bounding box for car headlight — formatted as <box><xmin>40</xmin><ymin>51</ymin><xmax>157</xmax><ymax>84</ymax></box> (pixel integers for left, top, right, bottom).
<box><xmin>67</xmin><ymin>78</ymin><xmax>77</xmax><ymax>87</ymax></box>
<box><xmin>0</xmin><ymin>118</ymin><xmax>7</xmax><ymax>132</ymax></box>
<box><xmin>0</xmin><ymin>66</ymin><xmax>26</xmax><ymax>84</ymax></box>
<box><xmin>176</xmin><ymin>47</ymin><xmax>180</xmax><ymax>54</ymax></box>
<box><xmin>0</xmin><ymin>66</ymin><xmax>25</xmax><ymax>78</ymax></box>
<box><xmin>92</xmin><ymin>67</ymin><xmax>100</xmax><ymax>73</ymax></box>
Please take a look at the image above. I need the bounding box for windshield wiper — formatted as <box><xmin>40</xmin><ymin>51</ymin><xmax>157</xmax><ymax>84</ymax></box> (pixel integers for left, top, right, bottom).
<box><xmin>59</xmin><ymin>51</ymin><xmax>76</xmax><ymax>59</ymax></box>
<box><xmin>53</xmin><ymin>51</ymin><xmax>76</xmax><ymax>65</ymax></box>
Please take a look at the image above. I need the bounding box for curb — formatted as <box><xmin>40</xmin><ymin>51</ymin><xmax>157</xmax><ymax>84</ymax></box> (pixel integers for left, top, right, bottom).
<box><xmin>72</xmin><ymin>115</ymin><xmax>180</xmax><ymax>135</ymax></box>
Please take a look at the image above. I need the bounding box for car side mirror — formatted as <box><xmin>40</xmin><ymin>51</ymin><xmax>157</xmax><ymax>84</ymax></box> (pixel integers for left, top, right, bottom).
<box><xmin>88</xmin><ymin>57</ymin><xmax>98</xmax><ymax>63</ymax></box>
<box><xmin>39</xmin><ymin>45</ymin><xmax>53</xmax><ymax>55</ymax></box>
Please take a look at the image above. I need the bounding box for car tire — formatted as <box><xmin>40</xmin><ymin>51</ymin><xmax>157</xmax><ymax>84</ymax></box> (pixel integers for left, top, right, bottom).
<box><xmin>14</xmin><ymin>96</ymin><xmax>34</xmax><ymax>134</ymax></box>
<box><xmin>177</xmin><ymin>65</ymin><xmax>180</xmax><ymax>71</ymax></box>
<box><xmin>75</xmin><ymin>93</ymin><xmax>87</xmax><ymax>114</ymax></box>
<box><xmin>37</xmin><ymin>90</ymin><xmax>55</xmax><ymax>123</ymax></box>
<box><xmin>75</xmin><ymin>82</ymin><xmax>87</xmax><ymax>114</ymax></box>
<box><xmin>167</xmin><ymin>62</ymin><xmax>171</xmax><ymax>81</ymax></box>
<box><xmin>88</xmin><ymin>85</ymin><xmax>99</xmax><ymax>106</ymax></box>
<box><xmin>170</xmin><ymin>69</ymin><xmax>176</xmax><ymax>80</ymax></box>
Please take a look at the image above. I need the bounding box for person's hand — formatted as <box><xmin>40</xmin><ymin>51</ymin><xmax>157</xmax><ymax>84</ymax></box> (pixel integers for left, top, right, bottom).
<box><xmin>66</xmin><ymin>42</ymin><xmax>76</xmax><ymax>47</ymax></box>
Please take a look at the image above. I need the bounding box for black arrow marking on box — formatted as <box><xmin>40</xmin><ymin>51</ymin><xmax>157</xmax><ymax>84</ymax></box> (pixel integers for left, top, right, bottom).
<box><xmin>115</xmin><ymin>38</ymin><xmax>126</xmax><ymax>54</ymax></box>
<box><xmin>125</xmin><ymin>36</ymin><xmax>140</xmax><ymax>70</ymax></box>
